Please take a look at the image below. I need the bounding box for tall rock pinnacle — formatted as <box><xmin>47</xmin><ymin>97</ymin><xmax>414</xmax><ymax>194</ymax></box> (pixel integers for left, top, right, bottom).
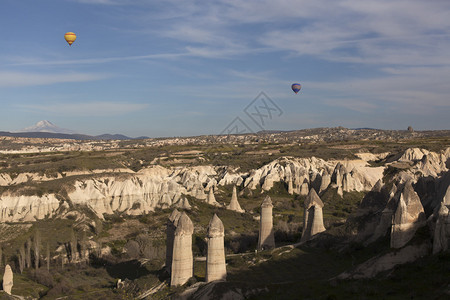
<box><xmin>258</xmin><ymin>196</ymin><xmax>275</xmax><ymax>250</ymax></box>
<box><xmin>301</xmin><ymin>188</ymin><xmax>326</xmax><ymax>242</ymax></box>
<box><xmin>171</xmin><ymin>212</ymin><xmax>194</xmax><ymax>286</ymax></box>
<box><xmin>206</xmin><ymin>214</ymin><xmax>227</xmax><ymax>282</ymax></box>
<box><xmin>227</xmin><ymin>186</ymin><xmax>244</xmax><ymax>213</ymax></box>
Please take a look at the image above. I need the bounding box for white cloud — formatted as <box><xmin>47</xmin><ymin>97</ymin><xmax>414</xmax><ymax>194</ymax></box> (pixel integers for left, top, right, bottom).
<box><xmin>19</xmin><ymin>101</ymin><xmax>149</xmax><ymax>116</ymax></box>
<box><xmin>258</xmin><ymin>0</ymin><xmax>450</xmax><ymax>65</ymax></box>
<box><xmin>0</xmin><ymin>71</ymin><xmax>109</xmax><ymax>87</ymax></box>
<box><xmin>129</xmin><ymin>0</ymin><xmax>450</xmax><ymax>66</ymax></box>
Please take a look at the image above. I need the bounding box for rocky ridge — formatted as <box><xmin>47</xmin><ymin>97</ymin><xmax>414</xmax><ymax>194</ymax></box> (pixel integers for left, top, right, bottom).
<box><xmin>0</xmin><ymin>148</ymin><xmax>449</xmax><ymax>228</ymax></box>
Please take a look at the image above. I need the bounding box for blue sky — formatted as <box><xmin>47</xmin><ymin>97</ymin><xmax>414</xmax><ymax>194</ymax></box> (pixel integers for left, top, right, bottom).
<box><xmin>1</xmin><ymin>0</ymin><xmax>449</xmax><ymax>137</ymax></box>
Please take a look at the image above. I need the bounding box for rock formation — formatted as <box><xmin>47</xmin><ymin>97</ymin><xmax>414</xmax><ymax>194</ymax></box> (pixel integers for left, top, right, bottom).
<box><xmin>227</xmin><ymin>186</ymin><xmax>244</xmax><ymax>213</ymax></box>
<box><xmin>175</xmin><ymin>197</ymin><xmax>191</xmax><ymax>210</ymax></box>
<box><xmin>390</xmin><ymin>181</ymin><xmax>426</xmax><ymax>249</ymax></box>
<box><xmin>287</xmin><ymin>179</ymin><xmax>294</xmax><ymax>195</ymax></box>
<box><xmin>258</xmin><ymin>196</ymin><xmax>275</xmax><ymax>250</ymax></box>
<box><xmin>171</xmin><ymin>212</ymin><xmax>194</xmax><ymax>286</ymax></box>
<box><xmin>299</xmin><ymin>182</ymin><xmax>309</xmax><ymax>196</ymax></box>
<box><xmin>2</xmin><ymin>264</ymin><xmax>13</xmax><ymax>295</ymax></box>
<box><xmin>206</xmin><ymin>214</ymin><xmax>227</xmax><ymax>282</ymax></box>
<box><xmin>0</xmin><ymin>154</ymin><xmax>389</xmax><ymax>222</ymax></box>
<box><xmin>301</xmin><ymin>189</ymin><xmax>326</xmax><ymax>242</ymax></box>
<box><xmin>0</xmin><ymin>194</ymin><xmax>60</xmax><ymax>222</ymax></box>
<box><xmin>353</xmin><ymin>180</ymin><xmax>393</xmax><ymax>245</ymax></box>
<box><xmin>319</xmin><ymin>171</ymin><xmax>331</xmax><ymax>193</ymax></box>
<box><xmin>206</xmin><ymin>188</ymin><xmax>221</xmax><ymax>207</ymax></box>
<box><xmin>433</xmin><ymin>202</ymin><xmax>450</xmax><ymax>254</ymax></box>
<box><xmin>166</xmin><ymin>209</ymin><xmax>181</xmax><ymax>272</ymax></box>
<box><xmin>3</xmin><ymin>146</ymin><xmax>443</xmax><ymax>224</ymax></box>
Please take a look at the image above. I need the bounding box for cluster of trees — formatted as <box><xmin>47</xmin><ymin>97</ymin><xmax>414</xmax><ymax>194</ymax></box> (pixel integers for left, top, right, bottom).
<box><xmin>16</xmin><ymin>231</ymin><xmax>49</xmax><ymax>272</ymax></box>
<box><xmin>5</xmin><ymin>229</ymin><xmax>95</xmax><ymax>275</ymax></box>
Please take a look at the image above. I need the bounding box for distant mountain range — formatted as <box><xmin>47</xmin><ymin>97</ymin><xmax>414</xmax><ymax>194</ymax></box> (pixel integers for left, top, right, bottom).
<box><xmin>0</xmin><ymin>121</ymin><xmax>149</xmax><ymax>140</ymax></box>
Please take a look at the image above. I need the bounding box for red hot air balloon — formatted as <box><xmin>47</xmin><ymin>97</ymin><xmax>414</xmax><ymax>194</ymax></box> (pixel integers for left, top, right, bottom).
<box><xmin>291</xmin><ymin>83</ymin><xmax>301</xmax><ymax>94</ymax></box>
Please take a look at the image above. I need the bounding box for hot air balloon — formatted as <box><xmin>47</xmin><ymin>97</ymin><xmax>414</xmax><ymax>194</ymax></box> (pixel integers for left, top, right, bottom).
<box><xmin>291</xmin><ymin>83</ymin><xmax>301</xmax><ymax>94</ymax></box>
<box><xmin>64</xmin><ymin>32</ymin><xmax>77</xmax><ymax>46</ymax></box>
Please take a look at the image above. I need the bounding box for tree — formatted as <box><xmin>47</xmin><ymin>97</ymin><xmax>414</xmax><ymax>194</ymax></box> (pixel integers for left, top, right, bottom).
<box><xmin>18</xmin><ymin>245</ymin><xmax>26</xmax><ymax>273</ymax></box>
<box><xmin>70</xmin><ymin>229</ymin><xmax>78</xmax><ymax>263</ymax></box>
<box><xmin>26</xmin><ymin>238</ymin><xmax>32</xmax><ymax>268</ymax></box>
<box><xmin>46</xmin><ymin>243</ymin><xmax>50</xmax><ymax>271</ymax></box>
<box><xmin>34</xmin><ymin>230</ymin><xmax>41</xmax><ymax>270</ymax></box>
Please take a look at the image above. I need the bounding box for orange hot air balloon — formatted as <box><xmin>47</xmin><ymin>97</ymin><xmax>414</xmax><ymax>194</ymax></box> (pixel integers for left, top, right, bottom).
<box><xmin>64</xmin><ymin>32</ymin><xmax>77</xmax><ymax>46</ymax></box>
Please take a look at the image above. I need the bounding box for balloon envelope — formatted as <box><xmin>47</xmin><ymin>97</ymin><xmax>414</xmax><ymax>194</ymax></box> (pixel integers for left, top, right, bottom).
<box><xmin>291</xmin><ymin>83</ymin><xmax>301</xmax><ymax>94</ymax></box>
<box><xmin>64</xmin><ymin>32</ymin><xmax>77</xmax><ymax>46</ymax></box>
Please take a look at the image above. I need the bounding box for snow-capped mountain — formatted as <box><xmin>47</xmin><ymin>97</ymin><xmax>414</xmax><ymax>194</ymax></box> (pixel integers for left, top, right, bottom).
<box><xmin>19</xmin><ymin>120</ymin><xmax>76</xmax><ymax>134</ymax></box>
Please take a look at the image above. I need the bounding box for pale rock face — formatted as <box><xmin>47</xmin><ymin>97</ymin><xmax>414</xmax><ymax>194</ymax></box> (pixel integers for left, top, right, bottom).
<box><xmin>301</xmin><ymin>189</ymin><xmax>325</xmax><ymax>243</ymax></box>
<box><xmin>0</xmin><ymin>152</ymin><xmax>391</xmax><ymax>222</ymax></box>
<box><xmin>287</xmin><ymin>179</ymin><xmax>294</xmax><ymax>195</ymax></box>
<box><xmin>0</xmin><ymin>194</ymin><xmax>60</xmax><ymax>222</ymax></box>
<box><xmin>331</xmin><ymin>161</ymin><xmax>383</xmax><ymax>194</ymax></box>
<box><xmin>433</xmin><ymin>203</ymin><xmax>450</xmax><ymax>254</ymax></box>
<box><xmin>337</xmin><ymin>185</ymin><xmax>344</xmax><ymax>197</ymax></box>
<box><xmin>206</xmin><ymin>214</ymin><xmax>226</xmax><ymax>282</ymax></box>
<box><xmin>171</xmin><ymin>212</ymin><xmax>194</xmax><ymax>286</ymax></box>
<box><xmin>332</xmin><ymin>162</ymin><xmax>346</xmax><ymax>186</ymax></box>
<box><xmin>244</xmin><ymin>157</ymin><xmax>333</xmax><ymax>192</ymax></box>
<box><xmin>2</xmin><ymin>264</ymin><xmax>13</xmax><ymax>295</ymax></box>
<box><xmin>227</xmin><ymin>186</ymin><xmax>244</xmax><ymax>213</ymax></box>
<box><xmin>355</xmin><ymin>152</ymin><xmax>390</xmax><ymax>162</ymax></box>
<box><xmin>218</xmin><ymin>169</ymin><xmax>245</xmax><ymax>186</ymax></box>
<box><xmin>398</xmin><ymin>148</ymin><xmax>430</xmax><ymax>162</ymax></box>
<box><xmin>207</xmin><ymin>189</ymin><xmax>221</xmax><ymax>207</ymax></box>
<box><xmin>174</xmin><ymin>197</ymin><xmax>191</xmax><ymax>210</ymax></box>
<box><xmin>0</xmin><ymin>174</ymin><xmax>12</xmax><ymax>186</ymax></box>
<box><xmin>414</xmin><ymin>152</ymin><xmax>449</xmax><ymax>177</ymax></box>
<box><xmin>68</xmin><ymin>175</ymin><xmax>187</xmax><ymax>218</ymax></box>
<box><xmin>299</xmin><ymin>182</ymin><xmax>309</xmax><ymax>196</ymax></box>
<box><xmin>204</xmin><ymin>178</ymin><xmax>217</xmax><ymax>192</ymax></box>
<box><xmin>391</xmin><ymin>181</ymin><xmax>426</xmax><ymax>248</ymax></box>
<box><xmin>319</xmin><ymin>172</ymin><xmax>331</xmax><ymax>193</ymax></box>
<box><xmin>258</xmin><ymin>196</ymin><xmax>275</xmax><ymax>250</ymax></box>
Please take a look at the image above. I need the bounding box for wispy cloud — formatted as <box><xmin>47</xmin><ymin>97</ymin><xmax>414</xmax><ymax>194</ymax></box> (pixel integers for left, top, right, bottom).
<box><xmin>123</xmin><ymin>0</ymin><xmax>450</xmax><ymax>66</ymax></box>
<box><xmin>258</xmin><ymin>0</ymin><xmax>450</xmax><ymax>65</ymax></box>
<box><xmin>68</xmin><ymin>0</ymin><xmax>136</xmax><ymax>4</ymax></box>
<box><xmin>0</xmin><ymin>71</ymin><xmax>109</xmax><ymax>87</ymax></box>
<box><xmin>306</xmin><ymin>65</ymin><xmax>450</xmax><ymax>114</ymax></box>
<box><xmin>19</xmin><ymin>101</ymin><xmax>148</xmax><ymax>116</ymax></box>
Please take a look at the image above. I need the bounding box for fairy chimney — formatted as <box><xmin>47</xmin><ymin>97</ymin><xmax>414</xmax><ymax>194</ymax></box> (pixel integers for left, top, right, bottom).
<box><xmin>166</xmin><ymin>209</ymin><xmax>181</xmax><ymax>272</ymax></box>
<box><xmin>390</xmin><ymin>181</ymin><xmax>426</xmax><ymax>249</ymax></box>
<box><xmin>258</xmin><ymin>196</ymin><xmax>275</xmax><ymax>250</ymax></box>
<box><xmin>206</xmin><ymin>214</ymin><xmax>227</xmax><ymax>282</ymax></box>
<box><xmin>171</xmin><ymin>212</ymin><xmax>194</xmax><ymax>286</ymax></box>
<box><xmin>207</xmin><ymin>188</ymin><xmax>221</xmax><ymax>207</ymax></box>
<box><xmin>227</xmin><ymin>186</ymin><xmax>244</xmax><ymax>213</ymax></box>
<box><xmin>2</xmin><ymin>264</ymin><xmax>13</xmax><ymax>295</ymax></box>
<box><xmin>301</xmin><ymin>189</ymin><xmax>326</xmax><ymax>242</ymax></box>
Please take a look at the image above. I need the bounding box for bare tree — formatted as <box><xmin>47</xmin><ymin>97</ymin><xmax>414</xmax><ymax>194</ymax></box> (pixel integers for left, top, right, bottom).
<box><xmin>46</xmin><ymin>243</ymin><xmax>50</xmax><ymax>271</ymax></box>
<box><xmin>70</xmin><ymin>229</ymin><xmax>78</xmax><ymax>263</ymax></box>
<box><xmin>80</xmin><ymin>230</ymin><xmax>88</xmax><ymax>264</ymax></box>
<box><xmin>18</xmin><ymin>245</ymin><xmax>26</xmax><ymax>273</ymax></box>
<box><xmin>26</xmin><ymin>238</ymin><xmax>32</xmax><ymax>268</ymax></box>
<box><xmin>34</xmin><ymin>230</ymin><xmax>41</xmax><ymax>270</ymax></box>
